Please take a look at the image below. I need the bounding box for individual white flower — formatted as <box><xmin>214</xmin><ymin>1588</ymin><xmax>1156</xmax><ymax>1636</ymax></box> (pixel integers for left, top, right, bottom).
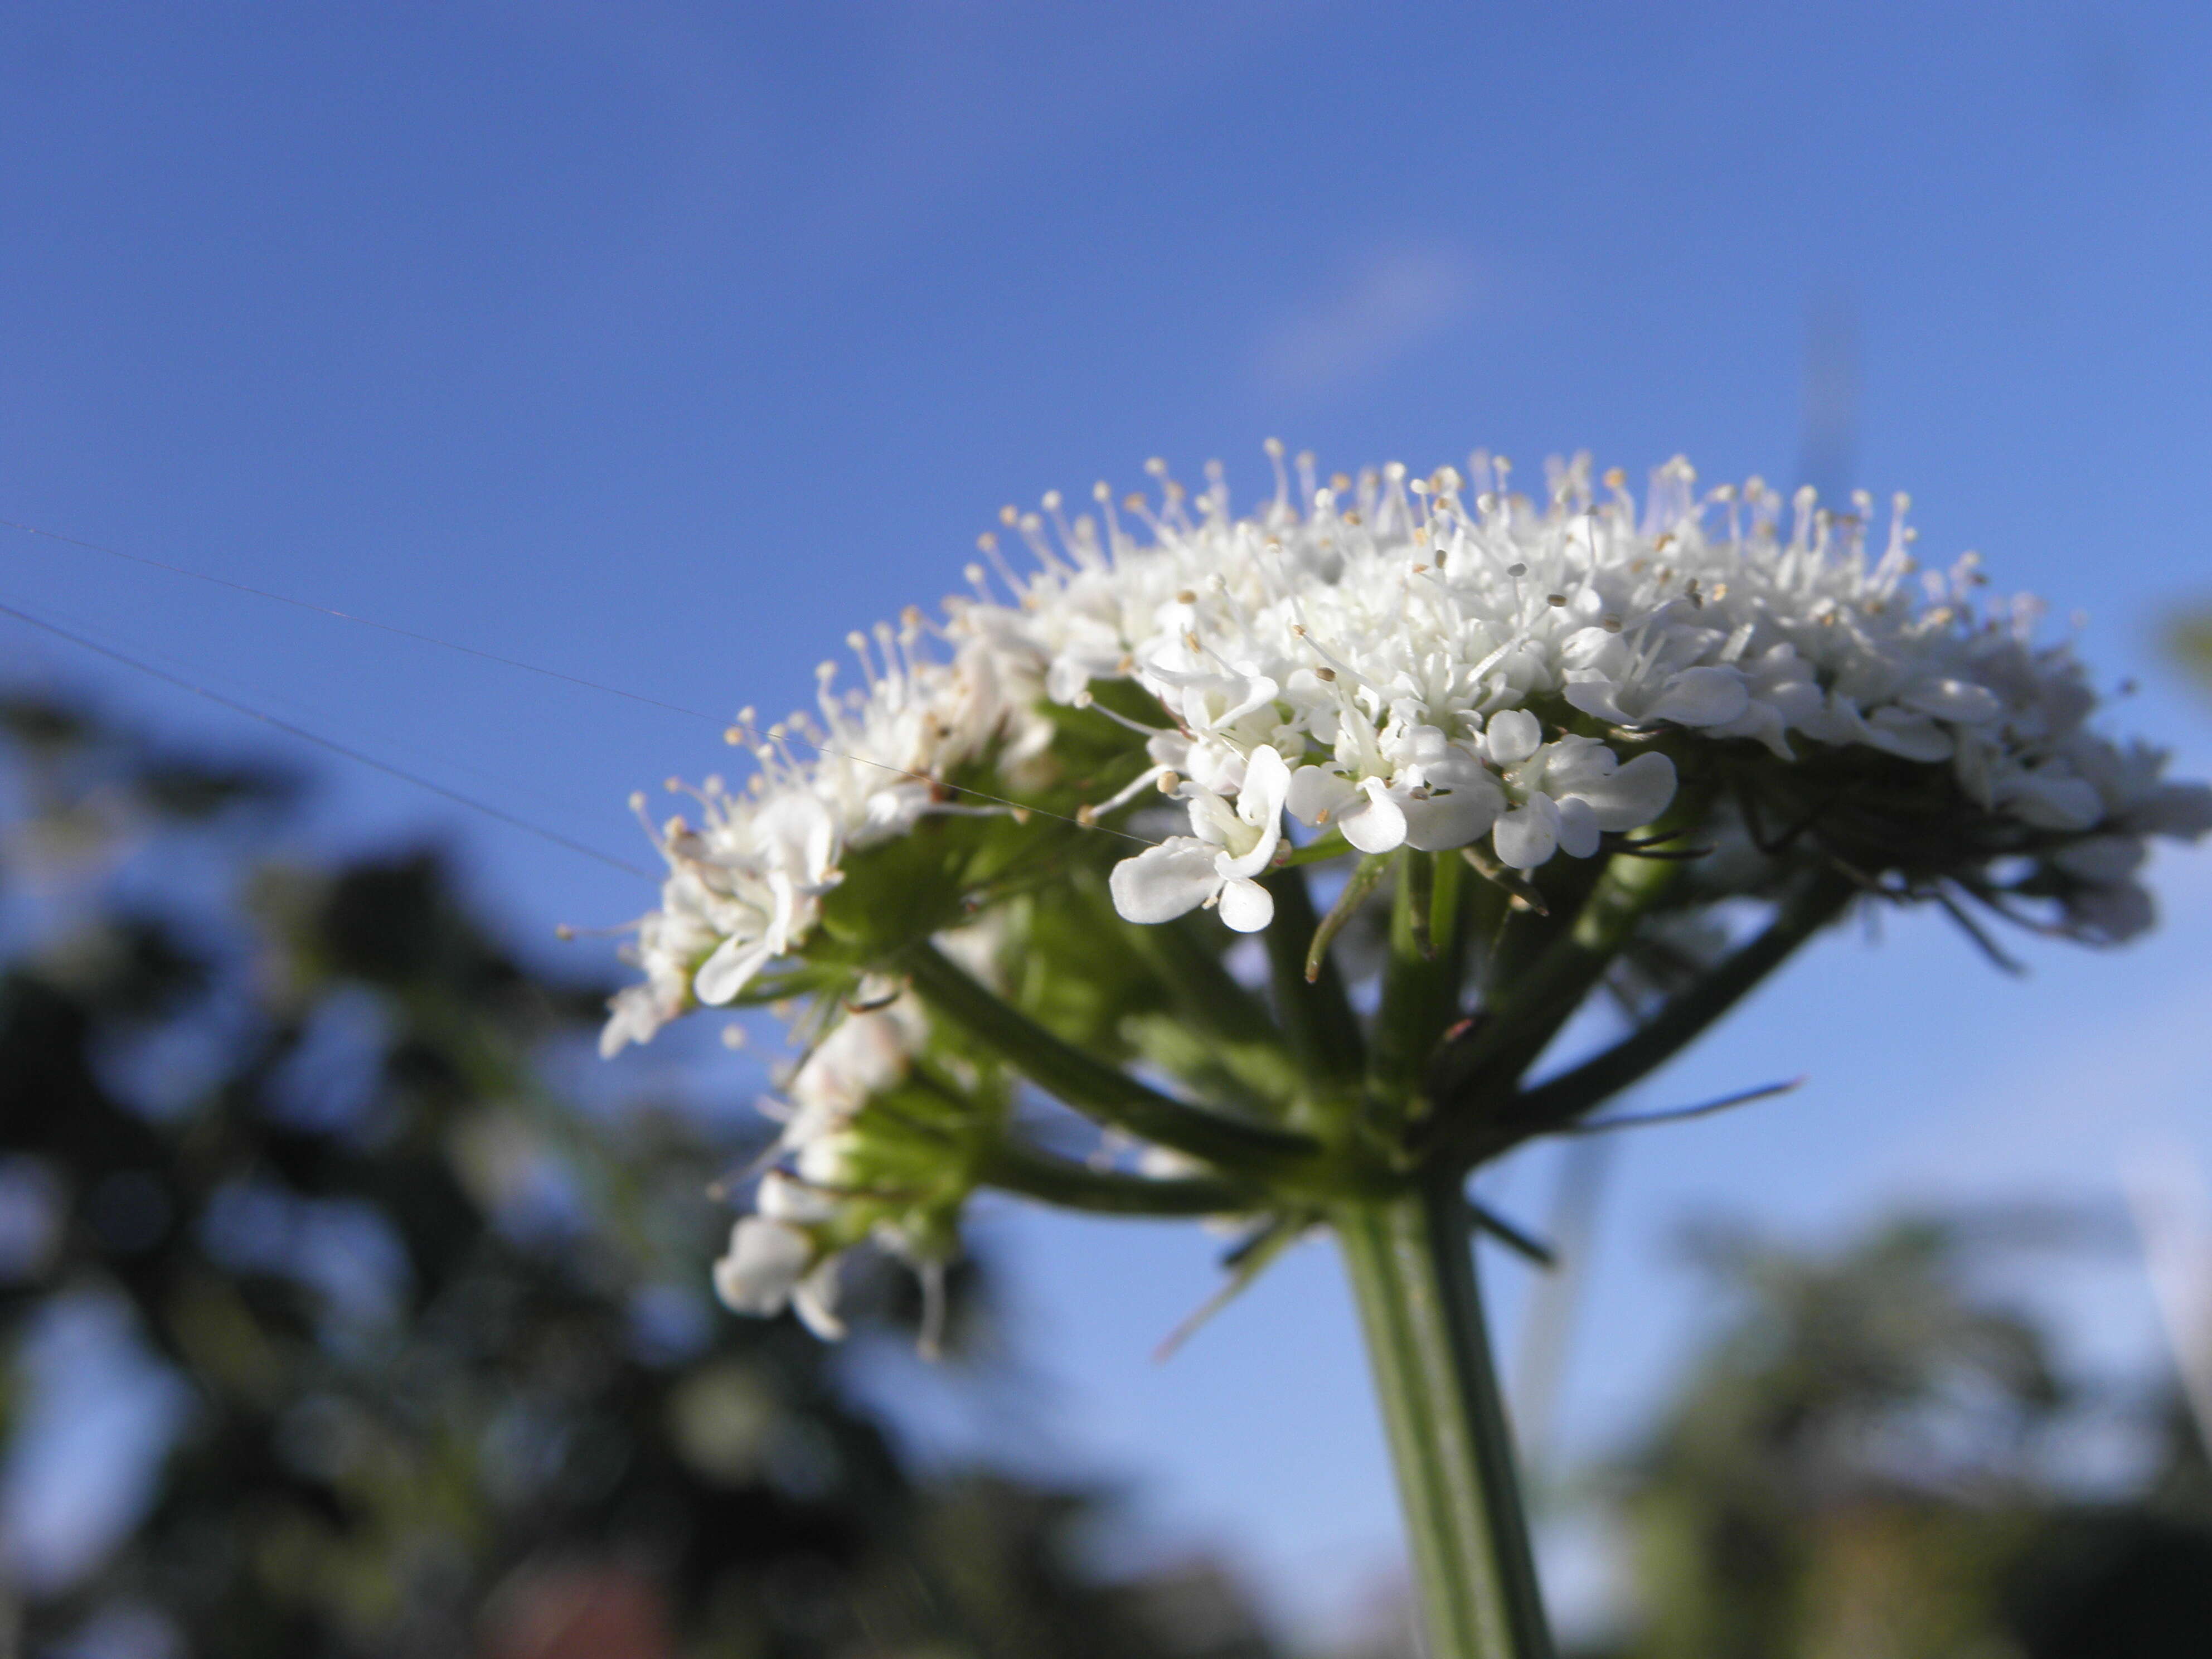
<box><xmin>1481</xmin><ymin>711</ymin><xmax>1677</xmax><ymax>870</ymax></box>
<box><xmin>596</xmin><ymin>868</ymin><xmax>729</xmax><ymax>1056</ymax></box>
<box><xmin>692</xmin><ymin>791</ymin><xmax>842</xmax><ymax>1006</ymax></box>
<box><xmin>711</xmin><ymin>1172</ymin><xmax>845</xmax><ymax>1338</ymax></box>
<box><xmin>1284</xmin><ymin>767</ymin><xmax>1408</xmax><ymax>854</ymax></box>
<box><xmin>1284</xmin><ymin>724</ymin><xmax>1507</xmax><ymax>855</ymax></box>
<box><xmin>1560</xmin><ymin>643</ymin><xmax>1751</xmax><ymax>731</ymax></box>
<box><xmin>776</xmin><ymin>996</ymin><xmax>926</xmax><ymax>1150</ymax></box>
<box><xmin>1109</xmin><ymin>744</ymin><xmax>1291</xmax><ymax>932</ymax></box>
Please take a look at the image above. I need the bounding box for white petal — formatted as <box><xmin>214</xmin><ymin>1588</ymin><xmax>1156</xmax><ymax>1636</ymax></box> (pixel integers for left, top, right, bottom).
<box><xmin>1554</xmin><ymin>795</ymin><xmax>1601</xmax><ymax>858</ymax></box>
<box><xmin>1286</xmin><ymin>764</ymin><xmax>1359</xmax><ymax>826</ymax></box>
<box><xmin>1108</xmin><ymin>837</ymin><xmax>1225</xmax><ymax>923</ymax></box>
<box><xmin>792</xmin><ymin>1256</ymin><xmax>847</xmax><ymax>1340</ymax></box>
<box><xmin>1493</xmin><ymin>795</ymin><xmax>1561</xmax><ymax>869</ymax></box>
<box><xmin>2051</xmin><ymin>835</ymin><xmax>2146</xmax><ymax>884</ymax></box>
<box><xmin>712</xmin><ymin>1218</ymin><xmax>810</xmax><ymax>1316</ymax></box>
<box><xmin>1340</xmin><ymin>780</ymin><xmax>1409</xmax><ymax>853</ymax></box>
<box><xmin>1560</xmin><ymin>750</ymin><xmax>1678</xmax><ymax>831</ymax></box>
<box><xmin>1210</xmin><ymin>674</ymin><xmax>1282</xmax><ymax>731</ymax></box>
<box><xmin>1046</xmin><ymin>657</ymin><xmax>1091</xmax><ymax>704</ymax></box>
<box><xmin>1705</xmin><ymin>698</ymin><xmax>1796</xmax><ymax>760</ymax></box>
<box><xmin>694</xmin><ymin>932</ymin><xmax>777</xmax><ymax>1007</ymax></box>
<box><xmin>2064</xmin><ymin>880</ymin><xmax>2155</xmax><ymax>943</ymax></box>
<box><xmin>765</xmin><ymin>792</ymin><xmax>840</xmax><ymax>886</ymax></box>
<box><xmin>1239</xmin><ymin>744</ymin><xmax>1292</xmax><ymax>824</ymax></box>
<box><xmin>1184</xmin><ymin>740</ymin><xmax>1247</xmax><ymax>795</ymax></box>
<box><xmin>1219</xmin><ymin>828</ymin><xmax>1281</xmax><ymax>880</ymax></box>
<box><xmin>1862</xmin><ymin>709</ymin><xmax>1954</xmax><ymax>763</ymax></box>
<box><xmin>1216</xmin><ymin>875</ymin><xmax>1275</xmax><ymax>933</ymax></box>
<box><xmin>1900</xmin><ymin>677</ymin><xmax>2004</xmax><ymax>724</ymax></box>
<box><xmin>1485</xmin><ymin>707</ymin><xmax>1543</xmax><ymax>765</ymax></box>
<box><xmin>1561</xmin><ymin>678</ymin><xmax>1633</xmax><ymax>724</ymax></box>
<box><xmin>1645</xmin><ymin>667</ymin><xmax>1750</xmax><ymax>727</ymax></box>
<box><xmin>1997</xmin><ymin>771</ymin><xmax>2103</xmax><ymax>831</ymax></box>
<box><xmin>1764</xmin><ymin>678</ymin><xmax>1828</xmax><ymax>729</ymax></box>
<box><xmin>1217</xmin><ymin>746</ymin><xmax>1289</xmax><ymax>877</ymax></box>
<box><xmin>599</xmin><ymin>984</ymin><xmax>666</xmax><ymax>1058</ymax></box>
<box><xmin>2133</xmin><ymin>782</ymin><xmax>2212</xmax><ymax>838</ymax></box>
<box><xmin>1401</xmin><ymin>774</ymin><xmax>1506</xmax><ymax>851</ymax></box>
<box><xmin>1146</xmin><ymin>728</ymin><xmax>1194</xmax><ymax>772</ymax></box>
<box><xmin>758</xmin><ymin>1170</ymin><xmax>838</xmax><ymax>1222</ymax></box>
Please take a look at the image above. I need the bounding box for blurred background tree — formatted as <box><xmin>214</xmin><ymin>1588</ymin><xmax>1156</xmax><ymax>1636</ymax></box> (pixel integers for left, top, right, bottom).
<box><xmin>2170</xmin><ymin>609</ymin><xmax>2212</xmax><ymax>697</ymax></box>
<box><xmin>1573</xmin><ymin>1210</ymin><xmax>2212</xmax><ymax>1659</ymax></box>
<box><xmin>0</xmin><ymin>686</ymin><xmax>1278</xmax><ymax>1659</ymax></box>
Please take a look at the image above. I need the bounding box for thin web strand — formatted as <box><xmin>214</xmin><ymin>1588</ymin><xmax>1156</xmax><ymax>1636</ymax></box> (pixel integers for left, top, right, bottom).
<box><xmin>0</xmin><ymin>514</ymin><xmax>1159</xmax><ymax>847</ymax></box>
<box><xmin>0</xmin><ymin>515</ymin><xmax>722</xmax><ymax>724</ymax></box>
<box><xmin>782</xmin><ymin>730</ymin><xmax>1161</xmax><ymax>847</ymax></box>
<box><xmin>0</xmin><ymin>595</ymin><xmax>655</xmax><ymax>877</ymax></box>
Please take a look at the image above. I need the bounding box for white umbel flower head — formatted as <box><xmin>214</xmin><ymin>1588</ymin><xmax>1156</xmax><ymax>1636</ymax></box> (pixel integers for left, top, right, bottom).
<box><xmin>607</xmin><ymin>444</ymin><xmax>2209</xmax><ymax>1347</ymax></box>
<box><xmin>610</xmin><ymin>445</ymin><xmax>2211</xmax><ymax>1056</ymax></box>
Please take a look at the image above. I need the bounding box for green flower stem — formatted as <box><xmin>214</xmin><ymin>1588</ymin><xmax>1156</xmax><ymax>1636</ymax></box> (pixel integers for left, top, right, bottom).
<box><xmin>1258</xmin><ymin>866</ymin><xmax>1365</xmax><ymax>1083</ymax></box>
<box><xmin>1370</xmin><ymin>851</ymin><xmax>1468</xmax><ymax>1104</ymax></box>
<box><xmin>1307</xmin><ymin>853</ymin><xmax>1392</xmax><ymax>982</ymax></box>
<box><xmin>1494</xmin><ymin>868</ymin><xmax>1857</xmax><ymax>1135</ymax></box>
<box><xmin>976</xmin><ymin>1139</ymin><xmax>1264</xmax><ymax>1216</ymax></box>
<box><xmin>1428</xmin><ymin>850</ymin><xmax>1683</xmax><ymax>1128</ymax></box>
<box><xmin>1336</xmin><ymin>1175</ymin><xmax>1555</xmax><ymax>1659</ymax></box>
<box><xmin>1277</xmin><ymin>827</ymin><xmax>1354</xmax><ymax>867</ymax></box>
<box><xmin>1433</xmin><ymin>866</ymin><xmax>1857</xmax><ymax>1167</ymax></box>
<box><xmin>899</xmin><ymin>939</ymin><xmax>1321</xmax><ymax>1176</ymax></box>
<box><xmin>1118</xmin><ymin>905</ymin><xmax>1286</xmax><ymax>1051</ymax></box>
<box><xmin>1470</xmin><ymin>846</ymin><xmax>1607</xmax><ymax>1002</ymax></box>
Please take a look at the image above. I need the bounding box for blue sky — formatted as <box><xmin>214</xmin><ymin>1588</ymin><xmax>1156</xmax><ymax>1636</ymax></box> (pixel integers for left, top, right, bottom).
<box><xmin>4</xmin><ymin>1</ymin><xmax>2210</xmax><ymax>1639</ymax></box>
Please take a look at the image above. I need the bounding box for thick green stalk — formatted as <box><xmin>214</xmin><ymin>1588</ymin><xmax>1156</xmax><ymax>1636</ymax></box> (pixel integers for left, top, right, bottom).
<box><xmin>900</xmin><ymin>938</ymin><xmax>1321</xmax><ymax>1175</ymax></box>
<box><xmin>1336</xmin><ymin>1177</ymin><xmax>1555</xmax><ymax>1659</ymax></box>
<box><xmin>1427</xmin><ymin>850</ymin><xmax>1682</xmax><ymax>1129</ymax></box>
<box><xmin>976</xmin><ymin>1138</ymin><xmax>1263</xmax><ymax>1216</ymax></box>
<box><xmin>1370</xmin><ymin>851</ymin><xmax>1468</xmax><ymax>1109</ymax></box>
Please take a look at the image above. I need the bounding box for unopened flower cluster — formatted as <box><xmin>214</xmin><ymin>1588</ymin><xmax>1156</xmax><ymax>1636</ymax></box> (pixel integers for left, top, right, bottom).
<box><xmin>604</xmin><ymin>448</ymin><xmax>2210</xmax><ymax>1330</ymax></box>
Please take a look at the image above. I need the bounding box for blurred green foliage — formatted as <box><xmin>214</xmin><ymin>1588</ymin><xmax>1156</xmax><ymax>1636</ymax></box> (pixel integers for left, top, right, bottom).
<box><xmin>0</xmin><ymin>689</ymin><xmax>1278</xmax><ymax>1659</ymax></box>
<box><xmin>1582</xmin><ymin>1212</ymin><xmax>2212</xmax><ymax>1659</ymax></box>
<box><xmin>2167</xmin><ymin>608</ymin><xmax>2212</xmax><ymax>696</ymax></box>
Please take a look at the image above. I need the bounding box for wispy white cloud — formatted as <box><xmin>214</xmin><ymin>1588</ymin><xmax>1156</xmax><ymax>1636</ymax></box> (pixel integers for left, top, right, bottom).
<box><xmin>1251</xmin><ymin>244</ymin><xmax>1478</xmax><ymax>397</ymax></box>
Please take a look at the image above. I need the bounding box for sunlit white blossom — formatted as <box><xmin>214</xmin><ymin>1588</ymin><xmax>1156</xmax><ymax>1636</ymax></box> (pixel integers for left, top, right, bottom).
<box><xmin>613</xmin><ymin>445</ymin><xmax>2210</xmax><ymax>1348</ymax></box>
<box><xmin>1109</xmin><ymin>744</ymin><xmax>1289</xmax><ymax>930</ymax></box>
<box><xmin>711</xmin><ymin>1172</ymin><xmax>845</xmax><ymax>1338</ymax></box>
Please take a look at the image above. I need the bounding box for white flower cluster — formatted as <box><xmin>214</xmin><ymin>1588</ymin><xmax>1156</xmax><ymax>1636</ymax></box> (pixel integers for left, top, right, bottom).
<box><xmin>608</xmin><ymin>447</ymin><xmax>2208</xmax><ymax>1335</ymax></box>
<box><xmin>1027</xmin><ymin>449</ymin><xmax>2208</xmax><ymax>937</ymax></box>
<box><xmin>609</xmin><ymin>447</ymin><xmax>2208</xmax><ymax>1056</ymax></box>
<box><xmin>711</xmin><ymin>994</ymin><xmax>928</xmax><ymax>1337</ymax></box>
<box><xmin>598</xmin><ymin>619</ymin><xmax>1055</xmax><ymax>1057</ymax></box>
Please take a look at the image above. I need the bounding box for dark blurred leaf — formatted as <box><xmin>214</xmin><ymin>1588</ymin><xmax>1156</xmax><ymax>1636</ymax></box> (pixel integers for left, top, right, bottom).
<box><xmin>0</xmin><ymin>692</ymin><xmax>95</xmax><ymax>753</ymax></box>
<box><xmin>135</xmin><ymin>758</ymin><xmax>298</xmax><ymax>821</ymax></box>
